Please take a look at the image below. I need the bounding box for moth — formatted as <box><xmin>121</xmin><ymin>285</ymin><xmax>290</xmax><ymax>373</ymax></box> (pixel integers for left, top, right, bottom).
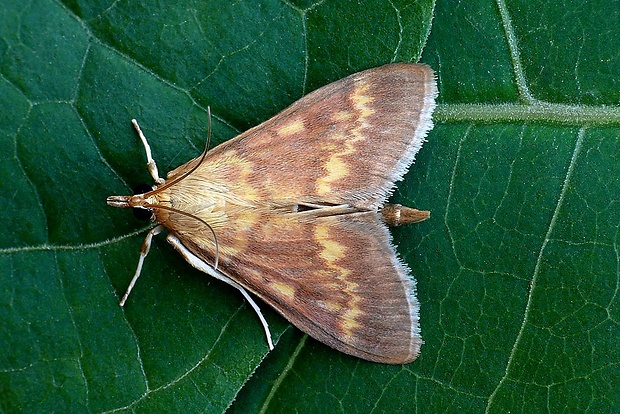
<box><xmin>107</xmin><ymin>63</ymin><xmax>437</xmax><ymax>364</ymax></box>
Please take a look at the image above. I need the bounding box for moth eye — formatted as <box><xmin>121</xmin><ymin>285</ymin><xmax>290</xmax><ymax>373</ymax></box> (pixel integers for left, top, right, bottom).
<box><xmin>133</xmin><ymin>184</ymin><xmax>153</xmax><ymax>195</ymax></box>
<box><xmin>133</xmin><ymin>206</ymin><xmax>154</xmax><ymax>221</ymax></box>
<box><xmin>132</xmin><ymin>184</ymin><xmax>155</xmax><ymax>220</ymax></box>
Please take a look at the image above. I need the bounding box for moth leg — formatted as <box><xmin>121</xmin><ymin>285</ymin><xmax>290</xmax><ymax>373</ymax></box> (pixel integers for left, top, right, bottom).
<box><xmin>166</xmin><ymin>233</ymin><xmax>275</xmax><ymax>351</ymax></box>
<box><xmin>131</xmin><ymin>119</ymin><xmax>165</xmax><ymax>184</ymax></box>
<box><xmin>120</xmin><ymin>225</ymin><xmax>164</xmax><ymax>306</ymax></box>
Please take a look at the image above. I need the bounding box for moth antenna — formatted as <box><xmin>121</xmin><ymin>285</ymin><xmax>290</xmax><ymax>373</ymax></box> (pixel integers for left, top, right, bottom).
<box><xmin>205</xmin><ymin>106</ymin><xmax>213</xmax><ymax>153</ymax></box>
<box><xmin>134</xmin><ymin>108</ymin><xmax>215</xmax><ymax>197</ymax></box>
<box><xmin>143</xmin><ymin>203</ymin><xmax>220</xmax><ymax>270</ymax></box>
<box><xmin>120</xmin><ymin>207</ymin><xmax>219</xmax><ymax>306</ymax></box>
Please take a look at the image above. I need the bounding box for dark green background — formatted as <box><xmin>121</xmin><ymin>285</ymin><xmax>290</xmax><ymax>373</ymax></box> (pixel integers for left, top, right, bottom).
<box><xmin>1</xmin><ymin>0</ymin><xmax>619</xmax><ymax>412</ymax></box>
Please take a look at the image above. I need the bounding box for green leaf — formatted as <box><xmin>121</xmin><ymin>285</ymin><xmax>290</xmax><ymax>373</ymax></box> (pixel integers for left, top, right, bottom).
<box><xmin>1</xmin><ymin>0</ymin><xmax>619</xmax><ymax>413</ymax></box>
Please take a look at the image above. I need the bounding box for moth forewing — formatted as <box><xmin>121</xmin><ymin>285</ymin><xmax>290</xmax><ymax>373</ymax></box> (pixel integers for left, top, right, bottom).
<box><xmin>107</xmin><ymin>62</ymin><xmax>437</xmax><ymax>364</ymax></box>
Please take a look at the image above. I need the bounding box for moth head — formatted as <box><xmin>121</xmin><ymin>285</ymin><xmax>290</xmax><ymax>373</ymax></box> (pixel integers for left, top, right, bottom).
<box><xmin>106</xmin><ymin>184</ymin><xmax>156</xmax><ymax>221</ymax></box>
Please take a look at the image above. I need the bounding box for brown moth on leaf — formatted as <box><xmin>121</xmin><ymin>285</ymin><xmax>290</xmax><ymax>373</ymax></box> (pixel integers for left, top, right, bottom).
<box><xmin>107</xmin><ymin>63</ymin><xmax>437</xmax><ymax>364</ymax></box>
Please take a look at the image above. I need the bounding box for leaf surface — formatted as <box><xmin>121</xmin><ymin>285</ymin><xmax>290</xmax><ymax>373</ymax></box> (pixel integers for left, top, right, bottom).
<box><xmin>1</xmin><ymin>0</ymin><xmax>618</xmax><ymax>412</ymax></box>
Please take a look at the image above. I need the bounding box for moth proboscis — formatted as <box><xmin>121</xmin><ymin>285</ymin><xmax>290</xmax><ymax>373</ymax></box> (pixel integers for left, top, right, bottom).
<box><xmin>107</xmin><ymin>62</ymin><xmax>437</xmax><ymax>364</ymax></box>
